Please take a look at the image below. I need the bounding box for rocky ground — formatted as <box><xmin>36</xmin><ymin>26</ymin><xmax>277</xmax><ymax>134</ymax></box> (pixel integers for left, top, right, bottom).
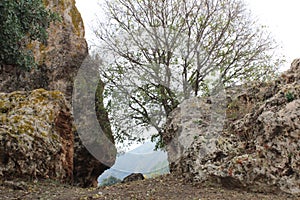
<box><xmin>0</xmin><ymin>174</ymin><xmax>298</xmax><ymax>200</ymax></box>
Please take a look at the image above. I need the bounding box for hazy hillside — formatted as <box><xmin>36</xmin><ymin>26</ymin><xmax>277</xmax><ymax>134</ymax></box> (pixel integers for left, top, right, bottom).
<box><xmin>98</xmin><ymin>142</ymin><xmax>169</xmax><ymax>183</ymax></box>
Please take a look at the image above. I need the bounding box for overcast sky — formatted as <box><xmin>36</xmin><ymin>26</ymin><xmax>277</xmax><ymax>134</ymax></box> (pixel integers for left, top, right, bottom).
<box><xmin>76</xmin><ymin>0</ymin><xmax>300</xmax><ymax>71</ymax></box>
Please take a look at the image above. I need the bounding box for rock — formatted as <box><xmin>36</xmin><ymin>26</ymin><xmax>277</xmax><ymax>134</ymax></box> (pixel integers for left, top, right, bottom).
<box><xmin>162</xmin><ymin>59</ymin><xmax>300</xmax><ymax>195</ymax></box>
<box><xmin>0</xmin><ymin>89</ymin><xmax>74</xmax><ymax>183</ymax></box>
<box><xmin>0</xmin><ymin>0</ymin><xmax>116</xmax><ymax>187</ymax></box>
<box><xmin>72</xmin><ymin>57</ymin><xmax>117</xmax><ymax>188</ymax></box>
<box><xmin>122</xmin><ymin>173</ymin><xmax>145</xmax><ymax>183</ymax></box>
<box><xmin>0</xmin><ymin>0</ymin><xmax>88</xmax><ymax>102</ymax></box>
<box><xmin>72</xmin><ymin>137</ymin><xmax>113</xmax><ymax>187</ymax></box>
<box><xmin>0</xmin><ymin>87</ymin><xmax>116</xmax><ymax>187</ymax></box>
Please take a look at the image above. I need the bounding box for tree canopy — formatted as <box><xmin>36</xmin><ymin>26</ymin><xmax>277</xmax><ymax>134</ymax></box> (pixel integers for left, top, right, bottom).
<box><xmin>93</xmin><ymin>0</ymin><xmax>283</xmax><ymax>148</ymax></box>
<box><xmin>0</xmin><ymin>0</ymin><xmax>58</xmax><ymax>69</ymax></box>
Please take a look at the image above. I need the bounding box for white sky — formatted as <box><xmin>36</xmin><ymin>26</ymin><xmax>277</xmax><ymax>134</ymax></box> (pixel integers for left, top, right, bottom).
<box><xmin>76</xmin><ymin>0</ymin><xmax>300</xmax><ymax>70</ymax></box>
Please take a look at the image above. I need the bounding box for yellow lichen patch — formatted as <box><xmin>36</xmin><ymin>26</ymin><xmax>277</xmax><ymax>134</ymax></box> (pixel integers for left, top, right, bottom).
<box><xmin>59</xmin><ymin>0</ymin><xmax>66</xmax><ymax>10</ymax></box>
<box><xmin>43</xmin><ymin>0</ymin><xmax>49</xmax><ymax>7</ymax></box>
<box><xmin>49</xmin><ymin>90</ymin><xmax>64</xmax><ymax>100</ymax></box>
<box><xmin>0</xmin><ymin>114</ymin><xmax>7</xmax><ymax>124</ymax></box>
<box><xmin>17</xmin><ymin>123</ymin><xmax>35</xmax><ymax>136</ymax></box>
<box><xmin>0</xmin><ymin>99</ymin><xmax>4</xmax><ymax>107</ymax></box>
<box><xmin>26</xmin><ymin>42</ymin><xmax>36</xmax><ymax>51</ymax></box>
<box><xmin>40</xmin><ymin>131</ymin><xmax>48</xmax><ymax>137</ymax></box>
<box><xmin>11</xmin><ymin>115</ymin><xmax>23</xmax><ymax>124</ymax></box>
<box><xmin>51</xmin><ymin>133</ymin><xmax>59</xmax><ymax>141</ymax></box>
<box><xmin>31</xmin><ymin>88</ymin><xmax>62</xmax><ymax>103</ymax></box>
<box><xmin>9</xmin><ymin>91</ymin><xmax>27</xmax><ymax>100</ymax></box>
<box><xmin>69</xmin><ymin>2</ymin><xmax>83</xmax><ymax>37</ymax></box>
<box><xmin>33</xmin><ymin>88</ymin><xmax>48</xmax><ymax>94</ymax></box>
<box><xmin>0</xmin><ymin>100</ymin><xmax>10</xmax><ymax>113</ymax></box>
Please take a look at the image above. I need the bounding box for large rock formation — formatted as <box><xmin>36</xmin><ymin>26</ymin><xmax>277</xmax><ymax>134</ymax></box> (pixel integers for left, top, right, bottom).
<box><xmin>0</xmin><ymin>0</ymin><xmax>87</xmax><ymax>101</ymax></box>
<box><xmin>162</xmin><ymin>59</ymin><xmax>300</xmax><ymax>195</ymax></box>
<box><xmin>0</xmin><ymin>87</ymin><xmax>116</xmax><ymax>187</ymax></box>
<box><xmin>0</xmin><ymin>89</ymin><xmax>73</xmax><ymax>182</ymax></box>
<box><xmin>0</xmin><ymin>0</ymin><xmax>116</xmax><ymax>187</ymax></box>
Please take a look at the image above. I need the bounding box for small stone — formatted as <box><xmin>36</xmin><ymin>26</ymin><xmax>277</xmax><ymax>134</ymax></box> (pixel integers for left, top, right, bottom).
<box><xmin>121</xmin><ymin>173</ymin><xmax>145</xmax><ymax>183</ymax></box>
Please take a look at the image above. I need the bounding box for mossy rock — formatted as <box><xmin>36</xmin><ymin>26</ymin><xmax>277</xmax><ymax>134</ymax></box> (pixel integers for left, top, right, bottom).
<box><xmin>0</xmin><ymin>89</ymin><xmax>74</xmax><ymax>183</ymax></box>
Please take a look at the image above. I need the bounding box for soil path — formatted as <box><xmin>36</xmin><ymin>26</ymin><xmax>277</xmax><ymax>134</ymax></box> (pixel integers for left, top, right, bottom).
<box><xmin>0</xmin><ymin>174</ymin><xmax>298</xmax><ymax>200</ymax></box>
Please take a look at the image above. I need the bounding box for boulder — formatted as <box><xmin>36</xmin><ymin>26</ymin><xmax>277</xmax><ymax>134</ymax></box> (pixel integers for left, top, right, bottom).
<box><xmin>162</xmin><ymin>59</ymin><xmax>300</xmax><ymax>194</ymax></box>
<box><xmin>0</xmin><ymin>89</ymin><xmax>73</xmax><ymax>182</ymax></box>
<box><xmin>122</xmin><ymin>173</ymin><xmax>145</xmax><ymax>183</ymax></box>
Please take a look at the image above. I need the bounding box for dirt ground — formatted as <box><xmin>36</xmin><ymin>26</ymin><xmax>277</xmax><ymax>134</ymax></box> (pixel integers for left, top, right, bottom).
<box><xmin>0</xmin><ymin>174</ymin><xmax>298</xmax><ymax>200</ymax></box>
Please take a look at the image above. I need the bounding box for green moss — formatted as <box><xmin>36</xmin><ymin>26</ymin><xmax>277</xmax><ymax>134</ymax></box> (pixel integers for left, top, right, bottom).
<box><xmin>285</xmin><ymin>91</ymin><xmax>294</xmax><ymax>102</ymax></box>
<box><xmin>48</xmin><ymin>110</ymin><xmax>55</xmax><ymax>122</ymax></box>
<box><xmin>34</xmin><ymin>88</ymin><xmax>47</xmax><ymax>93</ymax></box>
<box><xmin>7</xmin><ymin>115</ymin><xmax>35</xmax><ymax>136</ymax></box>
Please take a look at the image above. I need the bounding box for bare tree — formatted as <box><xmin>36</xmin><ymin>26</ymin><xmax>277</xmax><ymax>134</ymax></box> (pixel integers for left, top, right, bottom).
<box><xmin>92</xmin><ymin>0</ymin><xmax>282</xmax><ymax>146</ymax></box>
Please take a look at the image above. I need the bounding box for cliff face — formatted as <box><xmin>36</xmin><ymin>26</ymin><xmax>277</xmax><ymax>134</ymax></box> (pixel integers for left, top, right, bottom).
<box><xmin>0</xmin><ymin>0</ymin><xmax>87</xmax><ymax>101</ymax></box>
<box><xmin>0</xmin><ymin>0</ymin><xmax>116</xmax><ymax>187</ymax></box>
<box><xmin>162</xmin><ymin>59</ymin><xmax>300</xmax><ymax>194</ymax></box>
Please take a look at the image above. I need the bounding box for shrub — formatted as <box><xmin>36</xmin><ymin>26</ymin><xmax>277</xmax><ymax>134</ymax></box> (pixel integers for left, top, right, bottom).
<box><xmin>0</xmin><ymin>0</ymin><xmax>59</xmax><ymax>70</ymax></box>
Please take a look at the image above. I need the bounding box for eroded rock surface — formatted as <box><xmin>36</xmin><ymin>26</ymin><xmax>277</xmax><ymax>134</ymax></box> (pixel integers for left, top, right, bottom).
<box><xmin>162</xmin><ymin>59</ymin><xmax>300</xmax><ymax>194</ymax></box>
<box><xmin>0</xmin><ymin>89</ymin><xmax>73</xmax><ymax>182</ymax></box>
<box><xmin>0</xmin><ymin>0</ymin><xmax>116</xmax><ymax>187</ymax></box>
<box><xmin>0</xmin><ymin>0</ymin><xmax>88</xmax><ymax>102</ymax></box>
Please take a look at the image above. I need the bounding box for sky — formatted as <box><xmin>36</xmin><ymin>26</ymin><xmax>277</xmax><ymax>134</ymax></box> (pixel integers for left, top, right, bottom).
<box><xmin>245</xmin><ymin>0</ymin><xmax>300</xmax><ymax>70</ymax></box>
<box><xmin>76</xmin><ymin>0</ymin><xmax>300</xmax><ymax>71</ymax></box>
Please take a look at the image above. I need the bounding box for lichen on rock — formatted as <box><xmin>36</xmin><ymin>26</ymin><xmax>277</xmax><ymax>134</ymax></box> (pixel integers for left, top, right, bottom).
<box><xmin>0</xmin><ymin>85</ymin><xmax>116</xmax><ymax>187</ymax></box>
<box><xmin>162</xmin><ymin>59</ymin><xmax>300</xmax><ymax>195</ymax></box>
<box><xmin>0</xmin><ymin>89</ymin><xmax>73</xmax><ymax>182</ymax></box>
<box><xmin>0</xmin><ymin>0</ymin><xmax>116</xmax><ymax>188</ymax></box>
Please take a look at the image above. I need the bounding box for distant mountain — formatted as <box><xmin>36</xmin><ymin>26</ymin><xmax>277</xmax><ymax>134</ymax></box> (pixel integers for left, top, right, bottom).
<box><xmin>98</xmin><ymin>142</ymin><xmax>169</xmax><ymax>184</ymax></box>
